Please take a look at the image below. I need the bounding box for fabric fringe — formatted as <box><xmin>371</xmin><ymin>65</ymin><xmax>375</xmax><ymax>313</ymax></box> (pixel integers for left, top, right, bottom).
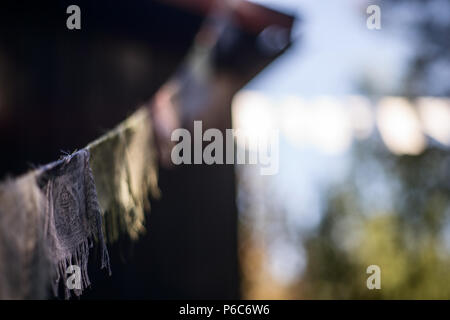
<box><xmin>38</xmin><ymin>149</ymin><xmax>111</xmax><ymax>299</ymax></box>
<box><xmin>83</xmin><ymin>155</ymin><xmax>111</xmax><ymax>275</ymax></box>
<box><xmin>54</xmin><ymin>238</ymin><xmax>92</xmax><ymax>298</ymax></box>
<box><xmin>0</xmin><ymin>107</ymin><xmax>157</xmax><ymax>298</ymax></box>
<box><xmin>87</xmin><ymin>107</ymin><xmax>160</xmax><ymax>243</ymax></box>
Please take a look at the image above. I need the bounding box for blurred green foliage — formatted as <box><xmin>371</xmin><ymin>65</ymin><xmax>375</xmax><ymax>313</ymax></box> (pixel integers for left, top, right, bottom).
<box><xmin>301</xmin><ymin>143</ymin><xmax>450</xmax><ymax>299</ymax></box>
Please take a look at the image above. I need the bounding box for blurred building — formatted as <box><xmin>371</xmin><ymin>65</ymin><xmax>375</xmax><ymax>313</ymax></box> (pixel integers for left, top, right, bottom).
<box><xmin>0</xmin><ymin>0</ymin><xmax>295</xmax><ymax>299</ymax></box>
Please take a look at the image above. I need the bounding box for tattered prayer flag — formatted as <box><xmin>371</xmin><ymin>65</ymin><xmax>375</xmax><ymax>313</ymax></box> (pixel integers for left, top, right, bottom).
<box><xmin>0</xmin><ymin>172</ymin><xmax>49</xmax><ymax>299</ymax></box>
<box><xmin>37</xmin><ymin>149</ymin><xmax>111</xmax><ymax>298</ymax></box>
<box><xmin>87</xmin><ymin>107</ymin><xmax>160</xmax><ymax>243</ymax></box>
<box><xmin>0</xmin><ymin>107</ymin><xmax>159</xmax><ymax>299</ymax></box>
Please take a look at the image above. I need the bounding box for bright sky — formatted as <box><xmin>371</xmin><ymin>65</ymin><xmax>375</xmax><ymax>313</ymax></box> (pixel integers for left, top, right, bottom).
<box><xmin>247</xmin><ymin>0</ymin><xmax>412</xmax><ymax>97</ymax></box>
<box><xmin>236</xmin><ymin>0</ymin><xmax>420</xmax><ymax>284</ymax></box>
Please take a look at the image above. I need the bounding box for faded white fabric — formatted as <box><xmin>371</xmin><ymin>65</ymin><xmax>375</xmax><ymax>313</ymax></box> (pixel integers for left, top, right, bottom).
<box><xmin>0</xmin><ymin>172</ymin><xmax>49</xmax><ymax>299</ymax></box>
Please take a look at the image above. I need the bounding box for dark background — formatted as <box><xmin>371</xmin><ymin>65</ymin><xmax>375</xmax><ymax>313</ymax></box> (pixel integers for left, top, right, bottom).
<box><xmin>0</xmin><ymin>0</ymin><xmax>294</xmax><ymax>299</ymax></box>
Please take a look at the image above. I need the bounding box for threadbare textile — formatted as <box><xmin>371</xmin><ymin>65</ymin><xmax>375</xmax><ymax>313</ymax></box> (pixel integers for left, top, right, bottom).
<box><xmin>0</xmin><ymin>107</ymin><xmax>157</xmax><ymax>298</ymax></box>
<box><xmin>37</xmin><ymin>149</ymin><xmax>111</xmax><ymax>298</ymax></box>
<box><xmin>0</xmin><ymin>172</ymin><xmax>49</xmax><ymax>299</ymax></box>
<box><xmin>87</xmin><ymin>107</ymin><xmax>160</xmax><ymax>243</ymax></box>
